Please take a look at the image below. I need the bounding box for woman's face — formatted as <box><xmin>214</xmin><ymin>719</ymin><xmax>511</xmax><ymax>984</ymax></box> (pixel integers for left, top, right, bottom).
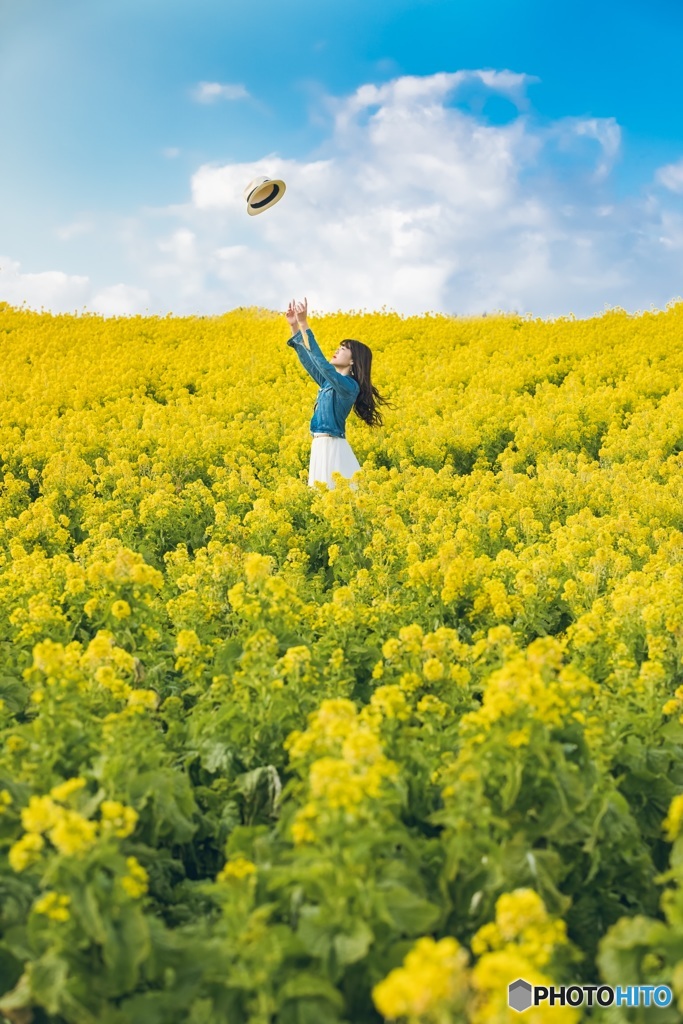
<box><xmin>331</xmin><ymin>342</ymin><xmax>353</xmax><ymax>369</ymax></box>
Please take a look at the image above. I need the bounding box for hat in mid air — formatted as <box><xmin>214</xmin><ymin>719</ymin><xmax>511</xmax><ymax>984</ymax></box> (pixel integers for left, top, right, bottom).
<box><xmin>243</xmin><ymin>176</ymin><xmax>286</xmax><ymax>216</ymax></box>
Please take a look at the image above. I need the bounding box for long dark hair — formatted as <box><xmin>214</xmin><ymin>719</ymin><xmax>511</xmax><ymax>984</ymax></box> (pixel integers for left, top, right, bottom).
<box><xmin>341</xmin><ymin>339</ymin><xmax>393</xmax><ymax>427</ymax></box>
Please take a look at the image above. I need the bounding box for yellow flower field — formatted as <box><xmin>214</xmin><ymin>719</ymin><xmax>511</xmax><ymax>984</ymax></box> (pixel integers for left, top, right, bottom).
<box><xmin>1</xmin><ymin>299</ymin><xmax>683</xmax><ymax>1022</ymax></box>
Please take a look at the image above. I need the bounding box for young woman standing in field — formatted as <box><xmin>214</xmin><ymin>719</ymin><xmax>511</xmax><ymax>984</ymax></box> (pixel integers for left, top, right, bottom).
<box><xmin>285</xmin><ymin>297</ymin><xmax>387</xmax><ymax>489</ymax></box>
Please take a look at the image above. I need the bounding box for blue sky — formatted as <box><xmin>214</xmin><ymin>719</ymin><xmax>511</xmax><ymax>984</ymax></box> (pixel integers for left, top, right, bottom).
<box><xmin>2</xmin><ymin>0</ymin><xmax>683</xmax><ymax>317</ymax></box>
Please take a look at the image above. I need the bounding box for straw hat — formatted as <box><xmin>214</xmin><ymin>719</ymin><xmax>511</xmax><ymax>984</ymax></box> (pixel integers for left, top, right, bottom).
<box><xmin>243</xmin><ymin>176</ymin><xmax>286</xmax><ymax>216</ymax></box>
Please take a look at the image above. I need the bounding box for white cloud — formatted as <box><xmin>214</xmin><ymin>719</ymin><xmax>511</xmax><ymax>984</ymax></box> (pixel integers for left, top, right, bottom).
<box><xmin>0</xmin><ymin>255</ymin><xmax>149</xmax><ymax>317</ymax></box>
<box><xmin>157</xmin><ymin>228</ymin><xmax>197</xmax><ymax>262</ymax></box>
<box><xmin>55</xmin><ymin>220</ymin><xmax>94</xmax><ymax>241</ymax></box>
<box><xmin>135</xmin><ymin>69</ymin><xmax>636</xmax><ymax>317</ymax></box>
<box><xmin>192</xmin><ymin>81</ymin><xmax>250</xmax><ymax>103</ymax></box>
<box><xmin>328</xmin><ymin>69</ymin><xmax>537</xmax><ymax>138</ymax></box>
<box><xmin>163</xmin><ymin>147</ymin><xmax>181</xmax><ymax>159</ymax></box>
<box><xmin>653</xmin><ymin>206</ymin><xmax>683</xmax><ymax>250</ymax></box>
<box><xmin>0</xmin><ymin>255</ymin><xmax>90</xmax><ymax>312</ymax></box>
<box><xmin>570</xmin><ymin>117</ymin><xmax>621</xmax><ymax>181</ymax></box>
<box><xmin>6</xmin><ymin>71</ymin><xmax>683</xmax><ymax>319</ymax></box>
<box><xmin>89</xmin><ymin>284</ymin><xmax>150</xmax><ymax>317</ymax></box>
<box><xmin>655</xmin><ymin>157</ymin><xmax>683</xmax><ymax>194</ymax></box>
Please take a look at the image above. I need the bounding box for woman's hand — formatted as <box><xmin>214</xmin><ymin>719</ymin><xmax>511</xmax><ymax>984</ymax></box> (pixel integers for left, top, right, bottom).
<box><xmin>285</xmin><ymin>299</ymin><xmax>299</xmax><ymax>330</ymax></box>
<box><xmin>295</xmin><ymin>297</ymin><xmax>309</xmax><ymax>330</ymax></box>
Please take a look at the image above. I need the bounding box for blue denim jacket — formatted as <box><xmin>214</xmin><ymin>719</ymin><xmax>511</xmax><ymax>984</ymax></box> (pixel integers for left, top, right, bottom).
<box><xmin>288</xmin><ymin>328</ymin><xmax>360</xmax><ymax>438</ymax></box>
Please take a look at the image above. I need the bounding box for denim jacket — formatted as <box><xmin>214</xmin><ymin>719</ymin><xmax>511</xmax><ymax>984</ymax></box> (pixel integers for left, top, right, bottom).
<box><xmin>287</xmin><ymin>328</ymin><xmax>360</xmax><ymax>438</ymax></box>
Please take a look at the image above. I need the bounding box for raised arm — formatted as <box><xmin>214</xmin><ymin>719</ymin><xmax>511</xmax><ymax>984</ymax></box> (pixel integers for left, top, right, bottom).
<box><xmin>294</xmin><ymin>298</ymin><xmax>359</xmax><ymax>398</ymax></box>
<box><xmin>285</xmin><ymin>298</ymin><xmax>327</xmax><ymax>386</ymax></box>
<box><xmin>287</xmin><ymin>328</ymin><xmax>327</xmax><ymax>387</ymax></box>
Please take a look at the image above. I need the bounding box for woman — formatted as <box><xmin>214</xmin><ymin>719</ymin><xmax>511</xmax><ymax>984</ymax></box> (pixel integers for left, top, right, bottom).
<box><xmin>285</xmin><ymin>297</ymin><xmax>387</xmax><ymax>489</ymax></box>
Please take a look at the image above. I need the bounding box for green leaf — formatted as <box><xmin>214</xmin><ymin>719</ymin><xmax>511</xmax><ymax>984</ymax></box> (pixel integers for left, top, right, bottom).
<box><xmin>97</xmin><ymin>990</ymin><xmax>205</xmax><ymax>1024</ymax></box>
<box><xmin>0</xmin><ymin>970</ymin><xmax>32</xmax><ymax>1015</ymax></box>
<box><xmin>277</xmin><ymin>633</ymin><xmax>309</xmax><ymax>653</ymax></box>
<box><xmin>201</xmin><ymin>742</ymin><xmax>234</xmax><ymax>774</ymax></box>
<box><xmin>279</xmin><ymin>973</ymin><xmax>345</xmax><ymax>1008</ymax></box>
<box><xmin>235</xmin><ymin>765</ymin><xmax>282</xmax><ymax>823</ymax></box>
<box><xmin>0</xmin><ymin>676</ymin><xmax>28</xmax><ymax>714</ymax></box>
<box><xmin>597</xmin><ymin>914</ymin><xmax>670</xmax><ymax>983</ymax></box>
<box><xmin>375</xmin><ymin>884</ymin><xmax>440</xmax><ymax>934</ymax></box>
<box><xmin>670</xmin><ymin>833</ymin><xmax>683</xmax><ymax>870</ymax></box>
<box><xmin>333</xmin><ymin>920</ymin><xmax>373</xmax><ymax>966</ymax></box>
<box><xmin>278</xmin><ymin>997</ymin><xmax>346</xmax><ymax>1024</ymax></box>
<box><xmin>0</xmin><ymin>945</ymin><xmax>23</xmax><ymax>999</ymax></box>
<box><xmin>102</xmin><ymin>905</ymin><xmax>151</xmax><ymax>996</ymax></box>
<box><xmin>213</xmin><ymin>639</ymin><xmax>243</xmax><ymax>674</ymax></box>
<box><xmin>71</xmin><ymin>881</ymin><xmax>107</xmax><ymax>944</ymax></box>
<box><xmin>27</xmin><ymin>954</ymin><xmax>70</xmax><ymax>1015</ymax></box>
<box><xmin>500</xmin><ymin>758</ymin><xmax>524</xmax><ymax>810</ymax></box>
<box><xmin>131</xmin><ymin>770</ymin><xmax>197</xmax><ymax>844</ymax></box>
<box><xmin>297</xmin><ymin>906</ymin><xmax>333</xmax><ymax>958</ymax></box>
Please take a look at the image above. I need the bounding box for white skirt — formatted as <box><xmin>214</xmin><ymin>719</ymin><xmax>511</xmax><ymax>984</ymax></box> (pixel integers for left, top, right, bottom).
<box><xmin>308</xmin><ymin>435</ymin><xmax>361</xmax><ymax>489</ymax></box>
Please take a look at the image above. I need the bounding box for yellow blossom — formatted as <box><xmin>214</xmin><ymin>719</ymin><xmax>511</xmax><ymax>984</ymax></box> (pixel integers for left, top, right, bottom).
<box><xmin>127</xmin><ymin>688</ymin><xmax>159</xmax><ymax>711</ymax></box>
<box><xmin>174</xmin><ymin>629</ymin><xmax>202</xmax><ymax>656</ymax></box>
<box><xmin>370</xmin><ymin>684</ymin><xmax>411</xmax><ymax>721</ymax></box>
<box><xmin>120</xmin><ymin>856</ymin><xmax>149</xmax><ymax>898</ymax></box>
<box><xmin>381</xmin><ymin>638</ymin><xmax>401</xmax><ymax>660</ymax></box>
<box><xmin>422</xmin><ymin>657</ymin><xmax>444</xmax><ymax>682</ymax></box>
<box><xmin>663</xmin><ymin>793</ymin><xmax>683</xmax><ymax>842</ymax></box>
<box><xmin>244</xmin><ymin>552</ymin><xmax>273</xmax><ymax>585</ymax></box>
<box><xmin>417</xmin><ymin>694</ymin><xmax>449</xmax><ymax>717</ymax></box>
<box><xmin>217</xmin><ymin>857</ymin><xmax>257</xmax><ymax>882</ymax></box>
<box><xmin>50</xmin><ymin>778</ymin><xmax>86</xmax><ymax>803</ymax></box>
<box><xmin>507</xmin><ymin>727</ymin><xmax>531</xmax><ymax>748</ymax></box>
<box><xmin>95</xmin><ymin>664</ymin><xmax>131</xmax><ymax>699</ymax></box>
<box><xmin>372</xmin><ymin>936</ymin><xmax>468</xmax><ymax>1021</ymax></box>
<box><xmin>280</xmin><ymin>645</ymin><xmax>311</xmax><ymax>675</ymax></box>
<box><xmin>100</xmin><ymin>800</ymin><xmax>138</xmax><ymax>838</ymax></box>
<box><xmin>495</xmin><ymin>889</ymin><xmax>549</xmax><ymax>942</ymax></box>
<box><xmin>9</xmin><ymin>832</ymin><xmax>45</xmax><ymax>872</ymax></box>
<box><xmin>291</xmin><ymin>802</ymin><xmax>318</xmax><ymax>845</ymax></box>
<box><xmin>48</xmin><ymin>810</ymin><xmax>98</xmax><ymax>856</ymax></box>
<box><xmin>471</xmin><ymin>949</ymin><xmax>579</xmax><ymax>1024</ymax></box>
<box><xmin>34</xmin><ymin>891</ymin><xmax>71</xmax><ymax>922</ymax></box>
<box><xmin>110</xmin><ymin>599</ymin><xmax>131</xmax><ymax>619</ymax></box>
<box><xmin>21</xmin><ymin>796</ymin><xmax>60</xmax><ymax>834</ymax></box>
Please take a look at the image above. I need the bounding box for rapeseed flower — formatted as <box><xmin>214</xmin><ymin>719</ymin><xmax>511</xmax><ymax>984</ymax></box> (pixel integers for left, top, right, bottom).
<box><xmin>49</xmin><ymin>810</ymin><xmax>98</xmax><ymax>856</ymax></box>
<box><xmin>34</xmin><ymin>891</ymin><xmax>71</xmax><ymax>922</ymax></box>
<box><xmin>100</xmin><ymin>800</ymin><xmax>138</xmax><ymax>838</ymax></box>
<box><xmin>4</xmin><ymin>303</ymin><xmax>683</xmax><ymax>1015</ymax></box>
<box><xmin>120</xmin><ymin>856</ymin><xmax>149</xmax><ymax>899</ymax></box>
<box><xmin>50</xmin><ymin>778</ymin><xmax>87</xmax><ymax>803</ymax></box>
<box><xmin>663</xmin><ymin>793</ymin><xmax>683</xmax><ymax>842</ymax></box>
<box><xmin>9</xmin><ymin>833</ymin><xmax>45</xmax><ymax>872</ymax></box>
<box><xmin>217</xmin><ymin>857</ymin><xmax>258</xmax><ymax>882</ymax></box>
<box><xmin>372</xmin><ymin>936</ymin><xmax>468</xmax><ymax>1022</ymax></box>
<box><xmin>21</xmin><ymin>796</ymin><xmax>59</xmax><ymax>834</ymax></box>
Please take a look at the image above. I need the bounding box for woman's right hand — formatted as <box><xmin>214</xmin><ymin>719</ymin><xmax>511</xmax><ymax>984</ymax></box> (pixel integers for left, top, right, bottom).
<box><xmin>295</xmin><ymin>297</ymin><xmax>308</xmax><ymax>329</ymax></box>
<box><xmin>285</xmin><ymin>299</ymin><xmax>299</xmax><ymax>328</ymax></box>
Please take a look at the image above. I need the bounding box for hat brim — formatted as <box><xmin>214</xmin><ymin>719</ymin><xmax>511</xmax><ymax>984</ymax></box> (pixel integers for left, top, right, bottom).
<box><xmin>246</xmin><ymin>179</ymin><xmax>286</xmax><ymax>215</ymax></box>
